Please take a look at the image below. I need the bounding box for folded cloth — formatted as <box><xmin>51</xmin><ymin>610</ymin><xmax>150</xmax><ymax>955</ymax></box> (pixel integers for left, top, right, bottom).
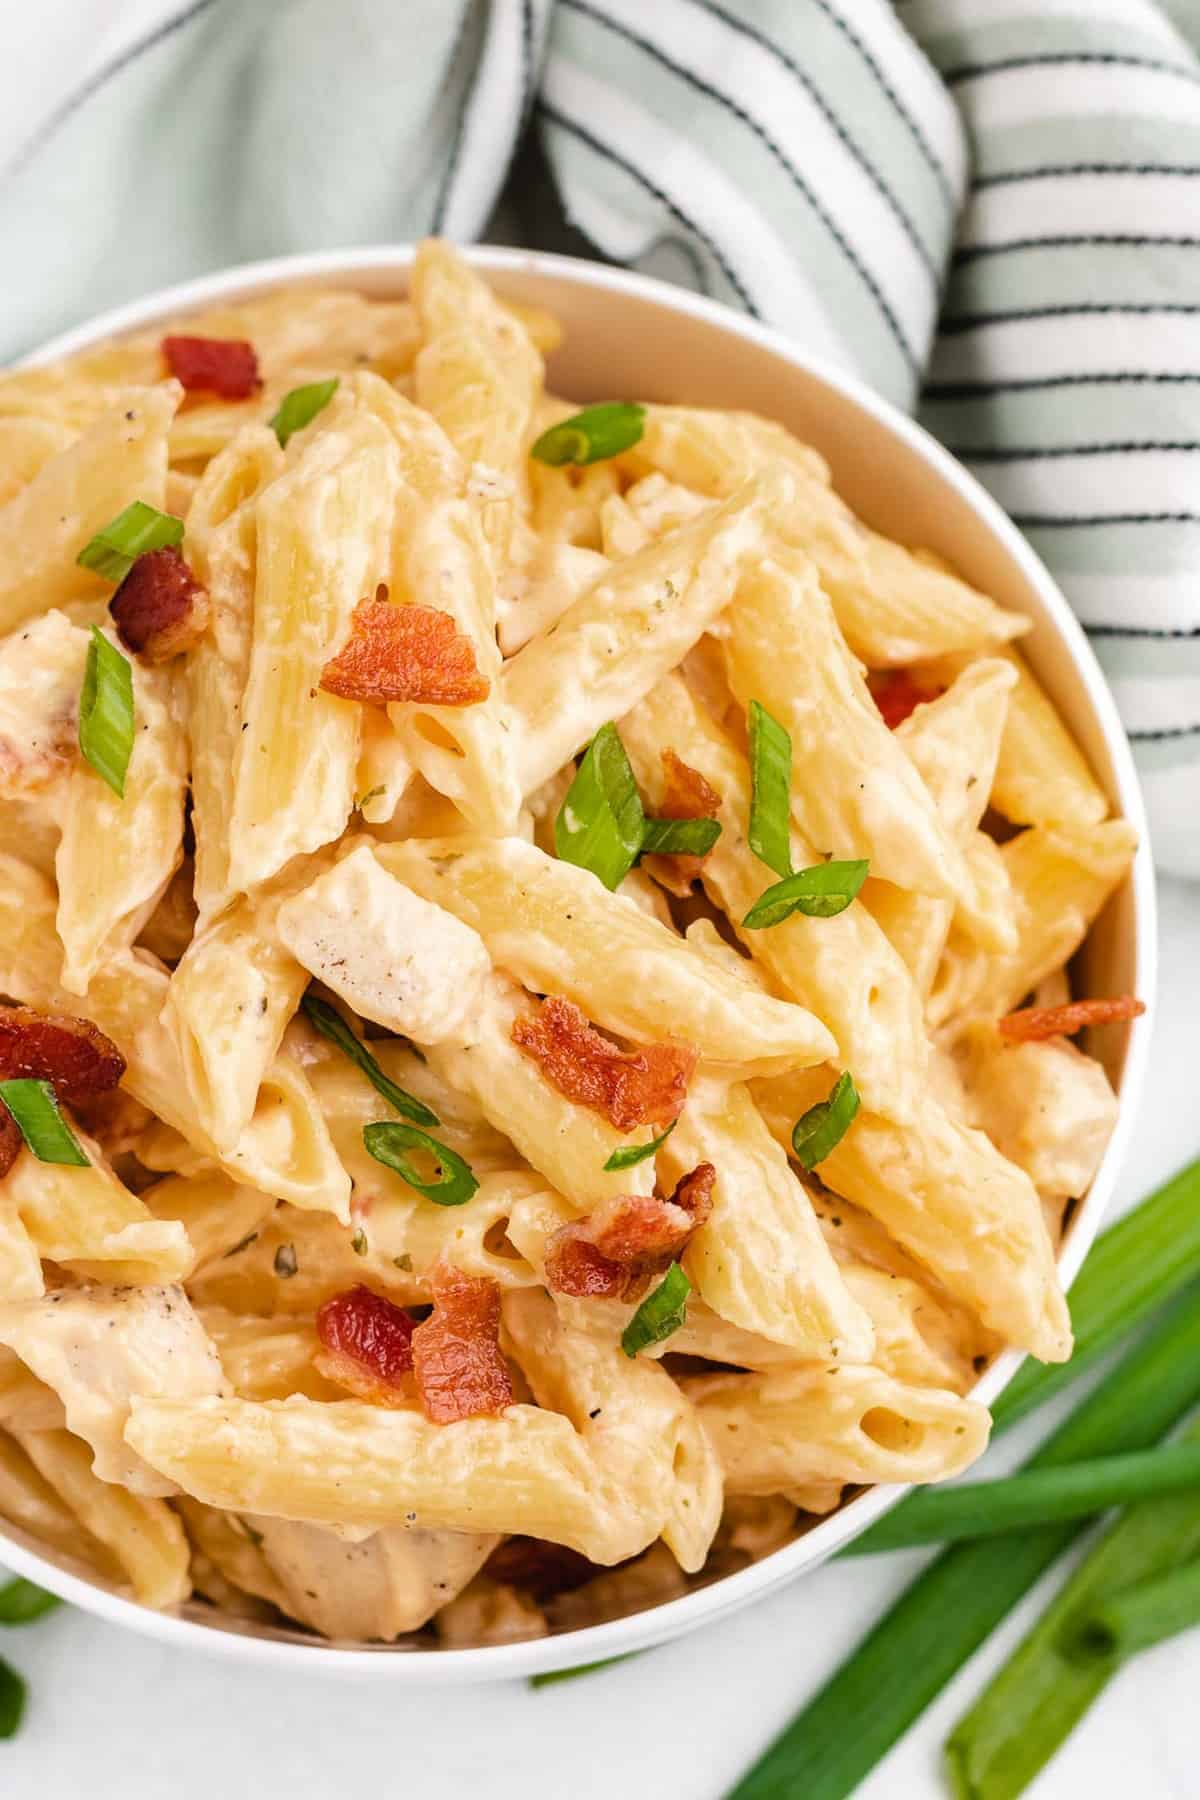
<box><xmin>0</xmin><ymin>0</ymin><xmax>1196</xmax><ymax>868</ymax></box>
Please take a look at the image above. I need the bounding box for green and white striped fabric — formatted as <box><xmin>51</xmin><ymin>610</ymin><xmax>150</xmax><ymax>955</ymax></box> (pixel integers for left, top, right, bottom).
<box><xmin>1</xmin><ymin>0</ymin><xmax>1196</xmax><ymax>866</ymax></box>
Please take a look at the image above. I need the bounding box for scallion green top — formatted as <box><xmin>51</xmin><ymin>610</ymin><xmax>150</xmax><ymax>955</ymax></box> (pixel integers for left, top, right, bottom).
<box><xmin>531</xmin><ymin>402</ymin><xmax>645</xmax><ymax>466</ymax></box>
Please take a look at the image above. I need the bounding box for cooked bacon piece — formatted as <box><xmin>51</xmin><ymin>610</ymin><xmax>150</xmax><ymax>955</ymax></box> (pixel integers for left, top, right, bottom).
<box><xmin>545</xmin><ymin>1233</ymin><xmax>628</xmax><ymax>1300</ymax></box>
<box><xmin>319</xmin><ymin>594</ymin><xmax>489</xmax><ymax>707</ymax></box>
<box><xmin>110</xmin><ymin>547</ymin><xmax>211</xmax><ymax>662</ymax></box>
<box><xmin>545</xmin><ymin>1165</ymin><xmax>716</xmax><ymax>1303</ymax></box>
<box><xmin>511</xmin><ymin>997</ymin><xmax>697</xmax><ymax>1132</ymax></box>
<box><xmin>870</xmin><ymin>670</ymin><xmax>942</xmax><ymax>730</ymax></box>
<box><xmin>161</xmin><ymin>334</ymin><xmax>261</xmax><ymax>399</ymax></box>
<box><xmin>484</xmin><ymin>1536</ymin><xmax>598</xmax><ymax>1601</ymax></box>
<box><xmin>0</xmin><ymin>1005</ymin><xmax>125</xmax><ymax>1105</ymax></box>
<box><xmin>315</xmin><ymin>1284</ymin><xmax>415</xmax><ymax>1406</ymax></box>
<box><xmin>0</xmin><ymin>1102</ymin><xmax>21</xmax><ymax>1179</ymax></box>
<box><xmin>998</xmin><ymin>995</ymin><xmax>1145</xmax><ymax>1044</ymax></box>
<box><xmin>643</xmin><ymin>748</ymin><xmax>723</xmax><ymax>897</ymax></box>
<box><xmin>411</xmin><ymin>1263</ymin><xmax>513</xmax><ymax>1424</ymax></box>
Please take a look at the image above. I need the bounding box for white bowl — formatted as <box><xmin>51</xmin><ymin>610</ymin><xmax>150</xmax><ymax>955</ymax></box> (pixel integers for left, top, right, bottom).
<box><xmin>5</xmin><ymin>247</ymin><xmax>1155</xmax><ymax>1681</ymax></box>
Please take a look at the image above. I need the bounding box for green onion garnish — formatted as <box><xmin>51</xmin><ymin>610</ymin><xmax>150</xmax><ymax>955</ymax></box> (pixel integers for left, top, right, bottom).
<box><xmin>639</xmin><ymin>816</ymin><xmax>722</xmax><ymax>858</ymax></box>
<box><xmin>947</xmin><ymin>1410</ymin><xmax>1200</xmax><ymax>1798</ymax></box>
<box><xmin>621</xmin><ymin>1262</ymin><xmax>690</xmax><ymax>1357</ymax></box>
<box><xmin>0</xmin><ymin>1657</ymin><xmax>24</xmax><ymax>1740</ymax></box>
<box><xmin>747</xmin><ymin>700</ymin><xmax>793</xmax><ymax>879</ymax></box>
<box><xmin>75</xmin><ymin>500</ymin><xmax>184</xmax><ymax>583</ymax></box>
<box><xmin>742</xmin><ymin>858</ymin><xmax>870</xmax><ymax>929</ymax></box>
<box><xmin>844</xmin><ymin>1442</ymin><xmax>1200</xmax><ymax>1557</ymax></box>
<box><xmin>301</xmin><ymin>995</ymin><xmax>438</xmax><ymax>1127</ymax></box>
<box><xmin>790</xmin><ymin>1070</ymin><xmax>859</xmax><ymax>1170</ymax></box>
<box><xmin>1076</xmin><ymin>1554</ymin><xmax>1200</xmax><ymax>1665</ymax></box>
<box><xmin>555</xmin><ymin>723</ymin><xmax>647</xmax><ymax>891</ymax></box>
<box><xmin>0</xmin><ymin>1080</ymin><xmax>88</xmax><ymax>1167</ymax></box>
<box><xmin>552</xmin><ymin>722</ymin><xmax>719</xmax><ymax>888</ymax></box>
<box><xmin>530</xmin><ymin>402</ymin><xmax>645</xmax><ymax>467</ymax></box>
<box><xmin>78</xmin><ymin>627</ymin><xmax>134</xmax><ymax>798</ymax></box>
<box><xmin>0</xmin><ymin>1578</ymin><xmax>60</xmax><ymax>1627</ymax></box>
<box><xmin>269</xmin><ymin>378</ymin><xmax>339</xmax><ymax>447</ymax></box>
<box><xmin>363</xmin><ymin>1121</ymin><xmax>478</xmax><ymax>1208</ymax></box>
<box><xmin>604</xmin><ymin>1120</ymin><xmax>677</xmax><ymax>1172</ymax></box>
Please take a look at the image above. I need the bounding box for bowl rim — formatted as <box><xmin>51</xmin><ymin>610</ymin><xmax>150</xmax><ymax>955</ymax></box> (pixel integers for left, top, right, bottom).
<box><xmin>5</xmin><ymin>243</ymin><xmax>1156</xmax><ymax>1682</ymax></box>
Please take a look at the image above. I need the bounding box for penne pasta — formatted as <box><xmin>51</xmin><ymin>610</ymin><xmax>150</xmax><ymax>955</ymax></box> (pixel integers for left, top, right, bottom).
<box><xmin>56</xmin><ymin>636</ymin><xmax>188</xmax><ymax>994</ymax></box>
<box><xmin>504</xmin><ymin>471</ymin><xmax>776</xmax><ymax>796</ymax></box>
<box><xmin>0</xmin><ymin>385</ymin><xmax>178</xmax><ymax>633</ymax></box>
<box><xmin>17</xmin><ymin>1427</ymin><xmax>191</xmax><ymax>1607</ymax></box>
<box><xmin>753</xmin><ymin>1066</ymin><xmax>1071</xmax><ymax>1362</ymax></box>
<box><xmin>620</xmin><ymin>672</ymin><xmax>927</xmax><ymax>1124</ymax></box>
<box><xmin>685</xmin><ymin>1364</ymin><xmax>989</xmax><ymax>1494</ymax></box>
<box><xmin>624</xmin><ymin>405</ymin><xmax>1027</xmax><ymax>662</ymax></box>
<box><xmin>723</xmin><ymin>549</ymin><xmax>971</xmax><ymax>904</ymax></box>
<box><xmin>227</xmin><ymin>406</ymin><xmax>399</xmax><ymax>895</ymax></box>
<box><xmin>376</xmin><ymin>835</ymin><xmax>835</xmax><ymax>1076</ymax></box>
<box><xmin>661</xmin><ymin>1077</ymin><xmax>873</xmax><ymax>1361</ymax></box>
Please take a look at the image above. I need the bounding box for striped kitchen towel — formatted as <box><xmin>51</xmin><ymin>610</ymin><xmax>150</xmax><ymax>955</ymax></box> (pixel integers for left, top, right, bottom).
<box><xmin>0</xmin><ymin>0</ymin><xmax>1196</xmax><ymax>868</ymax></box>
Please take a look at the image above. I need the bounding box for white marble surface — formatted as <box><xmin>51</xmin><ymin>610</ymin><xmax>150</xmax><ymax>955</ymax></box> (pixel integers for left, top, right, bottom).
<box><xmin>1</xmin><ymin>877</ymin><xmax>1196</xmax><ymax>1800</ymax></box>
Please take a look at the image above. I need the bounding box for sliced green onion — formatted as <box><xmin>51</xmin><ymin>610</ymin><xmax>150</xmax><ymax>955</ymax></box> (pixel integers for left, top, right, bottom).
<box><xmin>747</xmin><ymin>700</ymin><xmax>793</xmax><ymax>879</ymax></box>
<box><xmin>529</xmin><ymin>1655</ymin><xmax>633</xmax><ymax>1689</ymax></box>
<box><xmin>1076</xmin><ymin>1556</ymin><xmax>1200</xmax><ymax>1664</ymax></box>
<box><xmin>530</xmin><ymin>402</ymin><xmax>645</xmax><ymax>467</ymax></box>
<box><xmin>0</xmin><ymin>1578</ymin><xmax>60</xmax><ymax>1627</ymax></box>
<box><xmin>790</xmin><ymin>1071</ymin><xmax>859</xmax><ymax>1170</ymax></box>
<box><xmin>301</xmin><ymin>994</ymin><xmax>438</xmax><ymax>1127</ymax></box>
<box><xmin>363</xmin><ymin>1121</ymin><xmax>478</xmax><ymax>1208</ymax></box>
<box><xmin>639</xmin><ymin>816</ymin><xmax>722</xmax><ymax>858</ymax></box>
<box><xmin>78</xmin><ymin>626</ymin><xmax>134</xmax><ymax>798</ymax></box>
<box><xmin>270</xmin><ymin>377</ymin><xmax>339</xmax><ymax>447</ymax></box>
<box><xmin>844</xmin><ymin>1442</ymin><xmax>1200</xmax><ymax>1557</ymax></box>
<box><xmin>0</xmin><ymin>1080</ymin><xmax>88</xmax><ymax>1167</ymax></box>
<box><xmin>555</xmin><ymin>723</ymin><xmax>646</xmax><ymax>891</ymax></box>
<box><xmin>75</xmin><ymin>500</ymin><xmax>183</xmax><ymax>583</ymax></box>
<box><xmin>994</xmin><ymin>1154</ymin><xmax>1200</xmax><ymax>1432</ymax></box>
<box><xmin>604</xmin><ymin>1120</ymin><xmax>677</xmax><ymax>1172</ymax></box>
<box><xmin>725</xmin><ymin>1288</ymin><xmax>1200</xmax><ymax>1800</ymax></box>
<box><xmin>621</xmin><ymin>1262</ymin><xmax>690</xmax><ymax>1358</ymax></box>
<box><xmin>742</xmin><ymin>858</ymin><xmax>869</xmax><ymax>929</ymax></box>
<box><xmin>0</xmin><ymin>1656</ymin><xmax>25</xmax><ymax>1740</ymax></box>
<box><xmin>946</xmin><ymin>1411</ymin><xmax>1200</xmax><ymax>1800</ymax></box>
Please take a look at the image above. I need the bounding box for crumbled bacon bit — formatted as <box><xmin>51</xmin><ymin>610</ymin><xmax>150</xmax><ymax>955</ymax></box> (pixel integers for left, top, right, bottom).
<box><xmin>998</xmin><ymin>996</ymin><xmax>1145</xmax><ymax>1044</ymax></box>
<box><xmin>484</xmin><ymin>1536</ymin><xmax>598</xmax><ymax>1601</ymax></box>
<box><xmin>315</xmin><ymin>1284</ymin><xmax>415</xmax><ymax>1406</ymax></box>
<box><xmin>0</xmin><ymin>1102</ymin><xmax>21</xmax><ymax>1179</ymax></box>
<box><xmin>161</xmin><ymin>335</ymin><xmax>261</xmax><ymax>399</ymax></box>
<box><xmin>0</xmin><ymin>1005</ymin><xmax>125</xmax><ymax>1105</ymax></box>
<box><xmin>110</xmin><ymin>547</ymin><xmax>211</xmax><ymax>662</ymax></box>
<box><xmin>319</xmin><ymin>592</ymin><xmax>489</xmax><ymax>707</ymax></box>
<box><xmin>643</xmin><ymin>748</ymin><xmax>723</xmax><ymax>897</ymax></box>
<box><xmin>511</xmin><ymin>997</ymin><xmax>697</xmax><ymax>1132</ymax></box>
<box><xmin>870</xmin><ymin>670</ymin><xmax>942</xmax><ymax>730</ymax></box>
<box><xmin>545</xmin><ymin>1234</ymin><xmax>628</xmax><ymax>1300</ymax></box>
<box><xmin>411</xmin><ymin>1263</ymin><xmax>513</xmax><ymax>1424</ymax></box>
<box><xmin>545</xmin><ymin>1165</ymin><xmax>716</xmax><ymax>1303</ymax></box>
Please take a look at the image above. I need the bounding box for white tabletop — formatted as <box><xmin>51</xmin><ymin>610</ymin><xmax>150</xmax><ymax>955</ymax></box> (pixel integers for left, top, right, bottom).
<box><xmin>3</xmin><ymin>876</ymin><xmax>1197</xmax><ymax>1800</ymax></box>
